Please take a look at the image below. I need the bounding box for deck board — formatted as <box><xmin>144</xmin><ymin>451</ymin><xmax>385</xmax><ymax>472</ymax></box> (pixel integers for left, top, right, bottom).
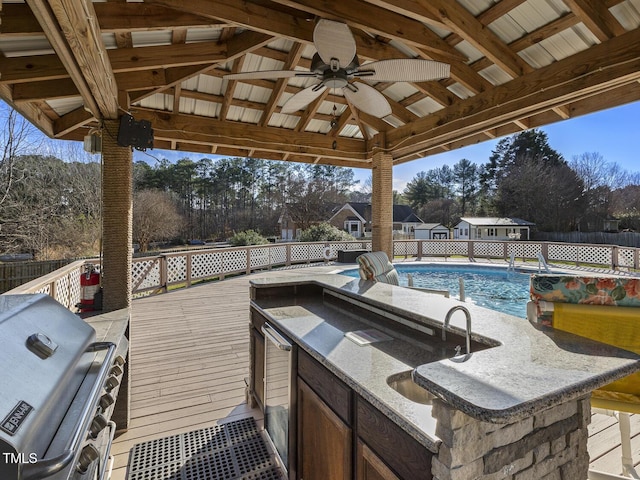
<box><xmin>110</xmin><ymin>265</ymin><xmax>639</xmax><ymax>480</ymax></box>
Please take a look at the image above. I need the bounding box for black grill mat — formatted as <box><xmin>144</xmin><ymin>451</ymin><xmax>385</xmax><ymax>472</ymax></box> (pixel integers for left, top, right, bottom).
<box><xmin>126</xmin><ymin>417</ymin><xmax>283</xmax><ymax>480</ymax></box>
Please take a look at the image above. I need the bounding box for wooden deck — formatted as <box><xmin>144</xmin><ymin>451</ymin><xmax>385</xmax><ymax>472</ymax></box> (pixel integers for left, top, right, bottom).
<box><xmin>110</xmin><ymin>265</ymin><xmax>640</xmax><ymax>480</ymax></box>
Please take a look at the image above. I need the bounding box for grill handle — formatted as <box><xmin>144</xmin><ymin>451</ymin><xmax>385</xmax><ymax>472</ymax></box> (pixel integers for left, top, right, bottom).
<box><xmin>21</xmin><ymin>342</ymin><xmax>117</xmax><ymax>480</ymax></box>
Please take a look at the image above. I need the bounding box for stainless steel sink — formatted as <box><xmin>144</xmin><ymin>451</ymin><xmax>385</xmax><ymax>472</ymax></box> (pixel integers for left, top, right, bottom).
<box><xmin>387</xmin><ymin>371</ymin><xmax>436</xmax><ymax>405</ymax></box>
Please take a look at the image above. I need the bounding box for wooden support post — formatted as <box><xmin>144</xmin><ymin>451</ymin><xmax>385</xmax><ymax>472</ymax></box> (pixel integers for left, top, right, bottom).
<box><xmin>371</xmin><ymin>151</ymin><xmax>393</xmax><ymax>261</ymax></box>
<box><xmin>101</xmin><ymin>118</ymin><xmax>132</xmax><ymax>311</ymax></box>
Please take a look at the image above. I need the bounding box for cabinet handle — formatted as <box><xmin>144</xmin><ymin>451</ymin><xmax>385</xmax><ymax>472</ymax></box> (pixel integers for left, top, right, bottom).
<box><xmin>262</xmin><ymin>323</ymin><xmax>292</xmax><ymax>351</ymax></box>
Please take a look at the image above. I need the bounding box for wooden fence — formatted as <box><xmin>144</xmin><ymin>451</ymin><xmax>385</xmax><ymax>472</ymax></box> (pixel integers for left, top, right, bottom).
<box><xmin>6</xmin><ymin>240</ymin><xmax>640</xmax><ymax>311</ymax></box>
<box><xmin>0</xmin><ymin>259</ymin><xmax>73</xmax><ymax>293</ymax></box>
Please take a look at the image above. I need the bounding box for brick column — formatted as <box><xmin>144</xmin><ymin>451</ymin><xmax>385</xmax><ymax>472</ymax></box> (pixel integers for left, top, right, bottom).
<box><xmin>431</xmin><ymin>396</ymin><xmax>590</xmax><ymax>480</ymax></box>
<box><xmin>101</xmin><ymin>119</ymin><xmax>132</xmax><ymax>311</ymax></box>
<box><xmin>371</xmin><ymin>151</ymin><xmax>393</xmax><ymax>260</ymax></box>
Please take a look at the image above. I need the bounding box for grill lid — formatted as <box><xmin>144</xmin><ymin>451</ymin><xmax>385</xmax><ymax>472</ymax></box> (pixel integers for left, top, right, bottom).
<box><xmin>0</xmin><ymin>294</ymin><xmax>96</xmax><ymax>459</ymax></box>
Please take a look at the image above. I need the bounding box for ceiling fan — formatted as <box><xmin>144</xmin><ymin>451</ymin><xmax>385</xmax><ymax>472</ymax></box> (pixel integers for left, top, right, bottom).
<box><xmin>224</xmin><ymin>19</ymin><xmax>450</xmax><ymax>118</ymax></box>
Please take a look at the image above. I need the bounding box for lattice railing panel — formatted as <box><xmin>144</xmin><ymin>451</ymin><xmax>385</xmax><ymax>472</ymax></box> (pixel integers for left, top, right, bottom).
<box><xmin>290</xmin><ymin>244</ymin><xmax>310</xmax><ymax>262</ymax></box>
<box><xmin>55</xmin><ymin>275</ymin><xmax>71</xmax><ymax>309</ymax></box>
<box><xmin>270</xmin><ymin>245</ymin><xmax>287</xmax><ymax>264</ymax></box>
<box><xmin>167</xmin><ymin>255</ymin><xmax>187</xmax><ymax>284</ymax></box>
<box><xmin>618</xmin><ymin>248</ymin><xmax>636</xmax><ymax>268</ymax></box>
<box><xmin>132</xmin><ymin>259</ymin><xmax>161</xmax><ymax>291</ymax></box>
<box><xmin>506</xmin><ymin>243</ymin><xmax>542</xmax><ymax>259</ymax></box>
<box><xmin>222</xmin><ymin>249</ymin><xmax>248</xmax><ymax>273</ymax></box>
<box><xmin>473</xmin><ymin>242</ymin><xmax>504</xmax><ymax>258</ymax></box>
<box><xmin>308</xmin><ymin>243</ymin><xmax>326</xmax><ymax>261</ymax></box>
<box><xmin>249</xmin><ymin>247</ymin><xmax>271</xmax><ymax>269</ymax></box>
<box><xmin>191</xmin><ymin>252</ymin><xmax>222</xmax><ymax>279</ymax></box>
<box><xmin>421</xmin><ymin>241</ymin><xmax>446</xmax><ymax>255</ymax></box>
<box><xmin>548</xmin><ymin>244</ymin><xmax>577</xmax><ymax>263</ymax></box>
<box><xmin>394</xmin><ymin>242</ymin><xmax>418</xmax><ymax>256</ymax></box>
<box><xmin>68</xmin><ymin>269</ymin><xmax>82</xmax><ymax>309</ymax></box>
<box><xmin>577</xmin><ymin>246</ymin><xmax>612</xmax><ymax>266</ymax></box>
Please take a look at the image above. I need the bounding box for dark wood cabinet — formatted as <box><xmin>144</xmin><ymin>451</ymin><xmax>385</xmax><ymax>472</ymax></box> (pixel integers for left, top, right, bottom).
<box><xmin>357</xmin><ymin>440</ymin><xmax>401</xmax><ymax>480</ymax></box>
<box><xmin>357</xmin><ymin>397</ymin><xmax>433</xmax><ymax>480</ymax></box>
<box><xmin>297</xmin><ymin>378</ymin><xmax>352</xmax><ymax>480</ymax></box>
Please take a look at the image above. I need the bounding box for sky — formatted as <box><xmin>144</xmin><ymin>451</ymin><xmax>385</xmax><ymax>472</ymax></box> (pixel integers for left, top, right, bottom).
<box><xmin>133</xmin><ymin>99</ymin><xmax>640</xmax><ymax>193</ymax></box>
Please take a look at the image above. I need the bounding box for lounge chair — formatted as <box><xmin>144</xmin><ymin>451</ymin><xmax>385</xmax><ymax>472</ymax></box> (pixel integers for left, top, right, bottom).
<box><xmin>357</xmin><ymin>251</ymin><xmax>449</xmax><ymax>297</ymax></box>
<box><xmin>528</xmin><ymin>274</ymin><xmax>640</xmax><ymax>480</ymax></box>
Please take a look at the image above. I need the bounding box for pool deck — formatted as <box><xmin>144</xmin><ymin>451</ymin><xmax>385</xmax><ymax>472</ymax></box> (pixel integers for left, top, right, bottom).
<box><xmin>110</xmin><ymin>259</ymin><xmax>640</xmax><ymax>480</ymax></box>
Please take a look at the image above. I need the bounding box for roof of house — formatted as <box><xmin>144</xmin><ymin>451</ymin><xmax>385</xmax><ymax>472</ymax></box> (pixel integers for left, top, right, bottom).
<box><xmin>458</xmin><ymin>217</ymin><xmax>535</xmax><ymax>227</ymax></box>
<box><xmin>415</xmin><ymin>223</ymin><xmax>448</xmax><ymax>230</ymax></box>
<box><xmin>333</xmin><ymin>202</ymin><xmax>423</xmax><ymax>224</ymax></box>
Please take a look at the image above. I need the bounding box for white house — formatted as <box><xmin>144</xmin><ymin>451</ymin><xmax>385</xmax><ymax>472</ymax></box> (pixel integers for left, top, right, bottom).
<box><xmin>453</xmin><ymin>217</ymin><xmax>535</xmax><ymax>240</ymax></box>
<box><xmin>414</xmin><ymin>223</ymin><xmax>450</xmax><ymax>240</ymax></box>
<box><xmin>329</xmin><ymin>203</ymin><xmax>424</xmax><ymax>238</ymax></box>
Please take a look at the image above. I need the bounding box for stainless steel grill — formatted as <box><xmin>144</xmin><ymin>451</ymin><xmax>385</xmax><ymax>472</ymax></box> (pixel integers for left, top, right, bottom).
<box><xmin>0</xmin><ymin>294</ymin><xmax>126</xmax><ymax>480</ymax></box>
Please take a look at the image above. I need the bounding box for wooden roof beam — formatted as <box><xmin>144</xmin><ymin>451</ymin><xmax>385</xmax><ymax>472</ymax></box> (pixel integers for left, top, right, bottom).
<box><xmin>415</xmin><ymin>0</ymin><xmax>531</xmax><ymax>78</ymax></box>
<box><xmin>271</xmin><ymin>0</ymin><xmax>466</xmax><ymax>62</ymax></box>
<box><xmin>563</xmin><ymin>0</ymin><xmax>625</xmax><ymax>41</ymax></box>
<box><xmin>24</xmin><ymin>0</ymin><xmax>106</xmax><ymax>118</ymax></box>
<box><xmin>386</xmin><ymin>27</ymin><xmax>640</xmax><ymax>161</ymax></box>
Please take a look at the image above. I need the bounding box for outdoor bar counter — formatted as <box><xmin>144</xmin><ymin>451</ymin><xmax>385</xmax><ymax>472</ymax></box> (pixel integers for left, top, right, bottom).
<box><xmin>249</xmin><ymin>273</ymin><xmax>640</xmax><ymax>480</ymax></box>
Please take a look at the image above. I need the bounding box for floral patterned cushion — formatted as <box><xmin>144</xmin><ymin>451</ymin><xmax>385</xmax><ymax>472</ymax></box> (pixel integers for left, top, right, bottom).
<box><xmin>530</xmin><ymin>275</ymin><xmax>640</xmax><ymax>308</ymax></box>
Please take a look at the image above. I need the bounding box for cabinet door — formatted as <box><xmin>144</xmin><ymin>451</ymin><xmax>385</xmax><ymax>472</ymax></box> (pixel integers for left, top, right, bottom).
<box><xmin>297</xmin><ymin>379</ymin><xmax>352</xmax><ymax>480</ymax></box>
<box><xmin>357</xmin><ymin>440</ymin><xmax>400</xmax><ymax>480</ymax></box>
<box><xmin>250</xmin><ymin>327</ymin><xmax>265</xmax><ymax>410</ymax></box>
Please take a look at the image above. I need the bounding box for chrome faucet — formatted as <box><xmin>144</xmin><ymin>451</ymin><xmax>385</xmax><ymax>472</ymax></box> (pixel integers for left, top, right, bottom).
<box><xmin>442</xmin><ymin>305</ymin><xmax>472</xmax><ymax>355</ymax></box>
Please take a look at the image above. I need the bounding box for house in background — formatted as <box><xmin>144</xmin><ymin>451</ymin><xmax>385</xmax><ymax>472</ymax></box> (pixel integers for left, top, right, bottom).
<box><xmin>414</xmin><ymin>223</ymin><xmax>450</xmax><ymax>240</ymax></box>
<box><xmin>328</xmin><ymin>202</ymin><xmax>424</xmax><ymax>238</ymax></box>
<box><xmin>454</xmin><ymin>217</ymin><xmax>535</xmax><ymax>241</ymax></box>
<box><xmin>278</xmin><ymin>203</ymin><xmax>340</xmax><ymax>240</ymax></box>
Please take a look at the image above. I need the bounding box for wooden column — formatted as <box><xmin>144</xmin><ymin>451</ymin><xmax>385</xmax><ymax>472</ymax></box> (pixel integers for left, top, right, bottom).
<box><xmin>101</xmin><ymin>119</ymin><xmax>132</xmax><ymax>311</ymax></box>
<box><xmin>371</xmin><ymin>151</ymin><xmax>393</xmax><ymax>260</ymax></box>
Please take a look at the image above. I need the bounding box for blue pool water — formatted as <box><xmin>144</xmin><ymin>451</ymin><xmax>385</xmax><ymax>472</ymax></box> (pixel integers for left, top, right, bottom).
<box><xmin>341</xmin><ymin>264</ymin><xmax>532</xmax><ymax>318</ymax></box>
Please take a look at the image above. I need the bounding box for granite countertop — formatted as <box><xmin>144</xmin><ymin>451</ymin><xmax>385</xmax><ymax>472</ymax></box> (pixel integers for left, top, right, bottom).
<box><xmin>251</xmin><ymin>274</ymin><xmax>640</xmax><ymax>433</ymax></box>
<box><xmin>83</xmin><ymin>308</ymin><xmax>130</xmax><ymax>358</ymax></box>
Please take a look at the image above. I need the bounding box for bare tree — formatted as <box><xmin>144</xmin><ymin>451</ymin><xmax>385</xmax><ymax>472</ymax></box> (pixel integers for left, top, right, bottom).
<box><xmin>133</xmin><ymin>189</ymin><xmax>184</xmax><ymax>252</ymax></box>
<box><xmin>0</xmin><ymin>106</ymin><xmax>42</xmax><ymax>206</ymax></box>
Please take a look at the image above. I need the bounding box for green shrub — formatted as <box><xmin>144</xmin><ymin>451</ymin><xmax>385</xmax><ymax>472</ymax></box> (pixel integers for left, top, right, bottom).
<box><xmin>298</xmin><ymin>223</ymin><xmax>354</xmax><ymax>242</ymax></box>
<box><xmin>229</xmin><ymin>229</ymin><xmax>269</xmax><ymax>246</ymax></box>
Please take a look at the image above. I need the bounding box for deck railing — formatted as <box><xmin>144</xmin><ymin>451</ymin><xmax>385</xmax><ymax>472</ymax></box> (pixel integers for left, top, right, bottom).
<box><xmin>7</xmin><ymin>240</ymin><xmax>639</xmax><ymax>310</ymax></box>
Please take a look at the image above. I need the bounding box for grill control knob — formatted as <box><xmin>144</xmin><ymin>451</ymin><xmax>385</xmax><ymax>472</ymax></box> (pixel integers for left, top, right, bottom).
<box><xmin>89</xmin><ymin>414</ymin><xmax>108</xmax><ymax>439</ymax></box>
<box><xmin>114</xmin><ymin>355</ymin><xmax>126</xmax><ymax>366</ymax></box>
<box><xmin>76</xmin><ymin>444</ymin><xmax>99</xmax><ymax>473</ymax></box>
<box><xmin>110</xmin><ymin>364</ymin><xmax>124</xmax><ymax>377</ymax></box>
<box><xmin>105</xmin><ymin>375</ymin><xmax>120</xmax><ymax>392</ymax></box>
<box><xmin>99</xmin><ymin>393</ymin><xmax>115</xmax><ymax>411</ymax></box>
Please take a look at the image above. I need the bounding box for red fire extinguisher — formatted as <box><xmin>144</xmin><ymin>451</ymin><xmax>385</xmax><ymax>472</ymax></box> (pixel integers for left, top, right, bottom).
<box><xmin>78</xmin><ymin>264</ymin><xmax>101</xmax><ymax>312</ymax></box>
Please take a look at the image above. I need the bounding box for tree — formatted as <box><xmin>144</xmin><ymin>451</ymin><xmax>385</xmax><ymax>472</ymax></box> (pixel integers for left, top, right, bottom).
<box><xmin>298</xmin><ymin>223</ymin><xmax>354</xmax><ymax>242</ymax></box>
<box><xmin>570</xmin><ymin>152</ymin><xmax>628</xmax><ymax>231</ymax></box>
<box><xmin>133</xmin><ymin>189</ymin><xmax>184</xmax><ymax>252</ymax></box>
<box><xmin>479</xmin><ymin>129</ymin><xmax>585</xmax><ymax>230</ymax></box>
<box><xmin>480</xmin><ymin>129</ymin><xmax>564</xmax><ymax>210</ymax></box>
<box><xmin>453</xmin><ymin>159</ymin><xmax>478</xmax><ymax>216</ymax></box>
<box><xmin>228</xmin><ymin>229</ymin><xmax>268</xmax><ymax>246</ymax></box>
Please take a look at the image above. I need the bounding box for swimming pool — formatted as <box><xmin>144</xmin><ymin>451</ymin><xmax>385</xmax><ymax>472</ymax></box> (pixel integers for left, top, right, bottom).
<box><xmin>340</xmin><ymin>264</ymin><xmax>533</xmax><ymax>318</ymax></box>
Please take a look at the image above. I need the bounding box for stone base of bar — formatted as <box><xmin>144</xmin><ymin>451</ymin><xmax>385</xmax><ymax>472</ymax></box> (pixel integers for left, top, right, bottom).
<box><xmin>431</xmin><ymin>395</ymin><xmax>590</xmax><ymax>480</ymax></box>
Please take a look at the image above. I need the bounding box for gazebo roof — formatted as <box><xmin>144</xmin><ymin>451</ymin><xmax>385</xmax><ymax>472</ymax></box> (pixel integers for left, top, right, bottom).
<box><xmin>2</xmin><ymin>1</ymin><xmax>640</xmax><ymax>168</ymax></box>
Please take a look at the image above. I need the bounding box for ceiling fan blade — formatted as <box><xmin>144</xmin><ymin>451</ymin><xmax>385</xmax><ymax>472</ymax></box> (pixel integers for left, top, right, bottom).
<box><xmin>343</xmin><ymin>82</ymin><xmax>392</xmax><ymax>118</ymax></box>
<box><xmin>355</xmin><ymin>59</ymin><xmax>450</xmax><ymax>82</ymax></box>
<box><xmin>313</xmin><ymin>19</ymin><xmax>357</xmax><ymax>68</ymax></box>
<box><xmin>224</xmin><ymin>70</ymin><xmax>316</xmax><ymax>80</ymax></box>
<box><xmin>281</xmin><ymin>84</ymin><xmax>327</xmax><ymax>114</ymax></box>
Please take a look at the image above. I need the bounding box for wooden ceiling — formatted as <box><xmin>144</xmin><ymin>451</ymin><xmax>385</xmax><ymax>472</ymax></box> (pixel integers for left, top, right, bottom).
<box><xmin>2</xmin><ymin>0</ymin><xmax>640</xmax><ymax>169</ymax></box>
